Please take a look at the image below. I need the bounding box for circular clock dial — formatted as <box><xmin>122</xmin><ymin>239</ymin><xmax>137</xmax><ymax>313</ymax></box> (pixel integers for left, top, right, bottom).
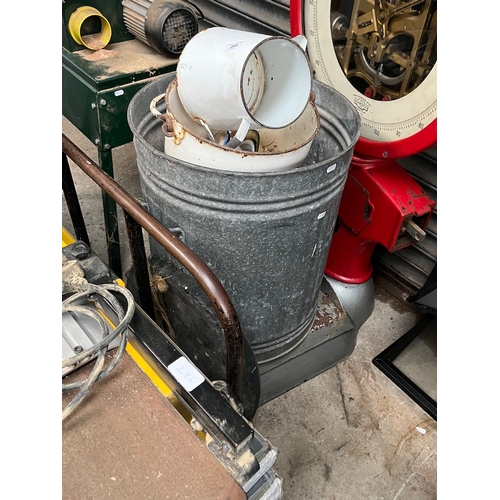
<box><xmin>298</xmin><ymin>0</ymin><xmax>437</xmax><ymax>158</ymax></box>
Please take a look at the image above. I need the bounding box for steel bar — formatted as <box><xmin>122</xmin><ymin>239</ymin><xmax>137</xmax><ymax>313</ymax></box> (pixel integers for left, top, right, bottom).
<box><xmin>62</xmin><ymin>133</ymin><xmax>244</xmax><ymax>397</ymax></box>
<box><xmin>97</xmin><ymin>148</ymin><xmax>122</xmax><ymax>276</ymax></box>
<box><xmin>124</xmin><ymin>212</ymin><xmax>156</xmax><ymax>320</ymax></box>
<box><xmin>62</xmin><ymin>151</ymin><xmax>90</xmax><ymax>247</ymax></box>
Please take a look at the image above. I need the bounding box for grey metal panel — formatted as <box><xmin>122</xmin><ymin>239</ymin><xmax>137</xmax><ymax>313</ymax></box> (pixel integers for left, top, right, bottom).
<box><xmin>196</xmin><ymin>0</ymin><xmax>291</xmax><ymax>35</ymax></box>
<box><xmin>62</xmin><ymin>298</ymin><xmax>121</xmax><ymax>376</ymax></box>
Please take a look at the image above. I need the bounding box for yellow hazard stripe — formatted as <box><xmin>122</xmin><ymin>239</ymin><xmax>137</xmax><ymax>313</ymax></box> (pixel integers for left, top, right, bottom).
<box><xmin>62</xmin><ymin>227</ymin><xmax>75</xmax><ymax>247</ymax></box>
<box><xmin>126</xmin><ymin>339</ymin><xmax>202</xmax><ymax>436</ymax></box>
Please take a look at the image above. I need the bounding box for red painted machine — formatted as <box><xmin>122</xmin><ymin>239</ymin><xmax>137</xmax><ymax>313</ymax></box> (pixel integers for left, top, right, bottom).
<box><xmin>325</xmin><ymin>154</ymin><xmax>435</xmax><ymax>284</ymax></box>
<box><xmin>290</xmin><ymin>0</ymin><xmax>437</xmax><ymax>288</ymax></box>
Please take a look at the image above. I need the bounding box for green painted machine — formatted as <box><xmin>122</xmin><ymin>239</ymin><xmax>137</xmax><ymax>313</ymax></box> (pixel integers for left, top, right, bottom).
<box><xmin>62</xmin><ymin>0</ymin><xmax>192</xmax><ymax>274</ymax></box>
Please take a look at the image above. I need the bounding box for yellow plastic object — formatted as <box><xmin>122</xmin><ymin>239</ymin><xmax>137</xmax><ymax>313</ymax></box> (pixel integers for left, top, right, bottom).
<box><xmin>62</xmin><ymin>227</ymin><xmax>75</xmax><ymax>247</ymax></box>
<box><xmin>68</xmin><ymin>6</ymin><xmax>112</xmax><ymax>51</ymax></box>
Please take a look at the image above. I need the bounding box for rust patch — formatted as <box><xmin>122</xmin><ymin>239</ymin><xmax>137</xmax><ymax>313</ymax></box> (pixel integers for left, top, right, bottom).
<box><xmin>311</xmin><ymin>292</ymin><xmax>344</xmax><ymax>330</ymax></box>
<box><xmin>173</xmin><ymin>123</ymin><xmax>185</xmax><ymax>145</ymax></box>
<box><xmin>161</xmin><ymin>120</ymin><xmax>173</xmax><ymax>138</ymax></box>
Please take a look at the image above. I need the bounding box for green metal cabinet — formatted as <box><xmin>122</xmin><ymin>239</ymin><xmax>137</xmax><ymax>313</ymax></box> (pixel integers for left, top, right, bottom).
<box><xmin>62</xmin><ymin>33</ymin><xmax>177</xmax><ymax>274</ymax></box>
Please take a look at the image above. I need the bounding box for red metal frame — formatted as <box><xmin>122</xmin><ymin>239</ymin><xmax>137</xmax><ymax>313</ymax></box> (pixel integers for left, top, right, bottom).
<box><xmin>354</xmin><ymin>119</ymin><xmax>437</xmax><ymax>159</ymax></box>
<box><xmin>324</xmin><ymin>155</ymin><xmax>435</xmax><ymax>283</ymax></box>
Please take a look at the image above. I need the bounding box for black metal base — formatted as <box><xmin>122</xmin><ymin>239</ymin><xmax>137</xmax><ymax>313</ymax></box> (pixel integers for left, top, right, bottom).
<box><xmin>373</xmin><ymin>313</ymin><xmax>437</xmax><ymax>420</ymax></box>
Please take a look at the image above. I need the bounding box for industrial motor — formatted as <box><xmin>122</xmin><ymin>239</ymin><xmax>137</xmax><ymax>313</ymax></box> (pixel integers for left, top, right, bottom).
<box><xmin>122</xmin><ymin>0</ymin><xmax>199</xmax><ymax>56</ymax></box>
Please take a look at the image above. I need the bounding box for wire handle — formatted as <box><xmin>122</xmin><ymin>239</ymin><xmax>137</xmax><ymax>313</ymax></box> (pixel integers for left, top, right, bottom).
<box><xmin>150</xmin><ymin>93</ymin><xmax>166</xmax><ymax>120</ymax></box>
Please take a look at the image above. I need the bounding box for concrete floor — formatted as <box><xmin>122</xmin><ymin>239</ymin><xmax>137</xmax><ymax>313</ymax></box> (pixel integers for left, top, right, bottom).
<box><xmin>62</xmin><ymin>116</ymin><xmax>437</xmax><ymax>499</ymax></box>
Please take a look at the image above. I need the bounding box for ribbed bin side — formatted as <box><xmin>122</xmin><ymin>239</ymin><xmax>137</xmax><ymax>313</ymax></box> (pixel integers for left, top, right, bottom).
<box><xmin>128</xmin><ymin>72</ymin><xmax>360</xmax><ymax>363</ymax></box>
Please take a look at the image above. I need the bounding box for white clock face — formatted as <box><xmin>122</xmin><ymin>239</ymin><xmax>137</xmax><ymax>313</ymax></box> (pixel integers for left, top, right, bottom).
<box><xmin>302</xmin><ymin>0</ymin><xmax>437</xmax><ymax>158</ymax></box>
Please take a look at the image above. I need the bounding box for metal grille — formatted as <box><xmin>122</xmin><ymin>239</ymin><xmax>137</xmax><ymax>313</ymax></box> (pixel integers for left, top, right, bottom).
<box><xmin>162</xmin><ymin>9</ymin><xmax>197</xmax><ymax>54</ymax></box>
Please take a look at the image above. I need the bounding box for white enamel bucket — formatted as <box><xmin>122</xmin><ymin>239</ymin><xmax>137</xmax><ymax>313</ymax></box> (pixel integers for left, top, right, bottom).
<box><xmin>150</xmin><ymin>78</ymin><xmax>320</xmax><ymax>173</ymax></box>
<box><xmin>176</xmin><ymin>27</ymin><xmax>312</xmax><ymax>132</ymax></box>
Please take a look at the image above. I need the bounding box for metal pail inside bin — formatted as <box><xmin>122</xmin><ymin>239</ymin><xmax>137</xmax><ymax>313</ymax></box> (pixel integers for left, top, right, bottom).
<box><xmin>150</xmin><ymin>78</ymin><xmax>321</xmax><ymax>173</ymax></box>
<box><xmin>128</xmin><ymin>72</ymin><xmax>361</xmax><ymax>364</ymax></box>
